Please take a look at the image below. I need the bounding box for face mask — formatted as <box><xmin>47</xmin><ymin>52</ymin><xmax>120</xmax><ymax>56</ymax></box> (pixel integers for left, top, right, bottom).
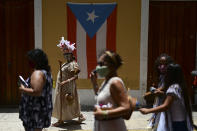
<box><xmin>158</xmin><ymin>57</ymin><xmax>167</xmax><ymax>74</ymax></box>
<box><xmin>158</xmin><ymin>64</ymin><xmax>167</xmax><ymax>74</ymax></box>
<box><xmin>63</xmin><ymin>53</ymin><xmax>72</xmax><ymax>61</ymax></box>
<box><xmin>95</xmin><ymin>65</ymin><xmax>109</xmax><ymax>77</ymax></box>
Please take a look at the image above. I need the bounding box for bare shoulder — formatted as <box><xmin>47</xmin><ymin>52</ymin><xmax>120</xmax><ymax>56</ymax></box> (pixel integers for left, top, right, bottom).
<box><xmin>110</xmin><ymin>78</ymin><xmax>127</xmax><ymax>99</ymax></box>
<box><xmin>31</xmin><ymin>70</ymin><xmax>45</xmax><ymax>79</ymax></box>
<box><xmin>110</xmin><ymin>78</ymin><xmax>124</xmax><ymax>91</ymax></box>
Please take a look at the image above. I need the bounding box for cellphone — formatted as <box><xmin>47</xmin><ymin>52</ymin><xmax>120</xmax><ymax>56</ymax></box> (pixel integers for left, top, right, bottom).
<box><xmin>18</xmin><ymin>75</ymin><xmax>29</xmax><ymax>87</ymax></box>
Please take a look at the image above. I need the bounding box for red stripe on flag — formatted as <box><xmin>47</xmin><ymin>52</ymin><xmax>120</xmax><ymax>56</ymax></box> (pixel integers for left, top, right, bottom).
<box><xmin>106</xmin><ymin>6</ymin><xmax>117</xmax><ymax>52</ymax></box>
<box><xmin>67</xmin><ymin>6</ymin><xmax>77</xmax><ymax>61</ymax></box>
<box><xmin>86</xmin><ymin>35</ymin><xmax>97</xmax><ymax>78</ymax></box>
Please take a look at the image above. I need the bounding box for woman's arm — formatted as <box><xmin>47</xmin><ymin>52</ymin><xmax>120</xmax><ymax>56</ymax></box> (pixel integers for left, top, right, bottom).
<box><xmin>143</xmin><ymin>87</ymin><xmax>164</xmax><ymax>98</ymax></box>
<box><xmin>19</xmin><ymin>70</ymin><xmax>45</xmax><ymax>96</ymax></box>
<box><xmin>139</xmin><ymin>95</ymin><xmax>174</xmax><ymax>114</ymax></box>
<box><xmin>94</xmin><ymin>79</ymin><xmax>130</xmax><ymax>120</ymax></box>
<box><xmin>90</xmin><ymin>71</ymin><xmax>99</xmax><ymax>95</ymax></box>
<box><xmin>154</xmin><ymin>88</ymin><xmax>165</xmax><ymax>96</ymax></box>
<box><xmin>60</xmin><ymin>69</ymin><xmax>80</xmax><ymax>86</ymax></box>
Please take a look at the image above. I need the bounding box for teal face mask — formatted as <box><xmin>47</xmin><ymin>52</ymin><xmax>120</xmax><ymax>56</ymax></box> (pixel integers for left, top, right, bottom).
<box><xmin>95</xmin><ymin>65</ymin><xmax>109</xmax><ymax>77</ymax></box>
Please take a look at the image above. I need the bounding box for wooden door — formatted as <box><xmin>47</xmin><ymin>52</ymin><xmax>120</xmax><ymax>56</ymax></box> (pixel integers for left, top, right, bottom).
<box><xmin>0</xmin><ymin>0</ymin><xmax>34</xmax><ymax>106</ymax></box>
<box><xmin>148</xmin><ymin>1</ymin><xmax>197</xmax><ymax>103</ymax></box>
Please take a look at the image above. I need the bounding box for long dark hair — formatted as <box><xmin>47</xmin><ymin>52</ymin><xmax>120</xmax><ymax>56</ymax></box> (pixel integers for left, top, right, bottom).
<box><xmin>27</xmin><ymin>49</ymin><xmax>51</xmax><ymax>72</ymax></box>
<box><xmin>165</xmin><ymin>64</ymin><xmax>193</xmax><ymax>125</ymax></box>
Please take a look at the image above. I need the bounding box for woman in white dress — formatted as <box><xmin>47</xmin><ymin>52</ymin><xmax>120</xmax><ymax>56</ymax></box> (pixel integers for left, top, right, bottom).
<box><xmin>52</xmin><ymin>38</ymin><xmax>85</xmax><ymax>126</ymax></box>
<box><xmin>139</xmin><ymin>64</ymin><xmax>193</xmax><ymax>131</ymax></box>
<box><xmin>90</xmin><ymin>50</ymin><xmax>131</xmax><ymax>131</ymax></box>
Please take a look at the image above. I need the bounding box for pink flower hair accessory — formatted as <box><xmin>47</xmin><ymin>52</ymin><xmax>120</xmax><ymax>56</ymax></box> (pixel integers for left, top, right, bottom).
<box><xmin>57</xmin><ymin>37</ymin><xmax>76</xmax><ymax>53</ymax></box>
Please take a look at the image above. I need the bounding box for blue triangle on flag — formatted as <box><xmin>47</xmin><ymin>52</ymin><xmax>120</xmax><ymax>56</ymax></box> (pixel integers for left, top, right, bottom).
<box><xmin>67</xmin><ymin>2</ymin><xmax>117</xmax><ymax>38</ymax></box>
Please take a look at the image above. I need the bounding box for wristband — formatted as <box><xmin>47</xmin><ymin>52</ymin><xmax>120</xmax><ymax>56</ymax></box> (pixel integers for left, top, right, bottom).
<box><xmin>102</xmin><ymin>110</ymin><xmax>109</xmax><ymax>119</ymax></box>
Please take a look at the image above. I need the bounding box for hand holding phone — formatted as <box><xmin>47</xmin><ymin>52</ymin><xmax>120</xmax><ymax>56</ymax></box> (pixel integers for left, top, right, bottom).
<box><xmin>18</xmin><ymin>75</ymin><xmax>28</xmax><ymax>87</ymax></box>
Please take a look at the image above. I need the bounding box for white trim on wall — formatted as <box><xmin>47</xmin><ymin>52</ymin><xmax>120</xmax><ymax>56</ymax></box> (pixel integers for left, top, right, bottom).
<box><xmin>129</xmin><ymin>0</ymin><xmax>149</xmax><ymax>103</ymax></box>
<box><xmin>34</xmin><ymin>0</ymin><xmax>42</xmax><ymax>49</ymax></box>
<box><xmin>139</xmin><ymin>0</ymin><xmax>149</xmax><ymax>94</ymax></box>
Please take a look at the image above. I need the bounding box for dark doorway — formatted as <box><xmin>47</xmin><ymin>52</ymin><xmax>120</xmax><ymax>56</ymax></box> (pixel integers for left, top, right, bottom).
<box><xmin>147</xmin><ymin>1</ymin><xmax>197</xmax><ymax>103</ymax></box>
<box><xmin>0</xmin><ymin>0</ymin><xmax>34</xmax><ymax>105</ymax></box>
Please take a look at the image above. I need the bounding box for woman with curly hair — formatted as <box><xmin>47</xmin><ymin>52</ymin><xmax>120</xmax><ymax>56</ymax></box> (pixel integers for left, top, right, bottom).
<box><xmin>145</xmin><ymin>53</ymin><xmax>174</xmax><ymax>130</ymax></box>
<box><xmin>19</xmin><ymin>49</ymin><xmax>53</xmax><ymax>131</ymax></box>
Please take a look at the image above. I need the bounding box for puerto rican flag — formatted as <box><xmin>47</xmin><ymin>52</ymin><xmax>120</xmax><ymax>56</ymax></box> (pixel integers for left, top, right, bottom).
<box><xmin>67</xmin><ymin>2</ymin><xmax>117</xmax><ymax>78</ymax></box>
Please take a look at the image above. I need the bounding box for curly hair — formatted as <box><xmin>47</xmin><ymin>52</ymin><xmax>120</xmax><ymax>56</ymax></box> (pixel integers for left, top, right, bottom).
<box><xmin>27</xmin><ymin>49</ymin><xmax>51</xmax><ymax>72</ymax></box>
<box><xmin>154</xmin><ymin>53</ymin><xmax>174</xmax><ymax>75</ymax></box>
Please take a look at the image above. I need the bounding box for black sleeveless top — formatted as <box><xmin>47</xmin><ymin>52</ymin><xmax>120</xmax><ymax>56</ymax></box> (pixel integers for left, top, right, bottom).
<box><xmin>19</xmin><ymin>70</ymin><xmax>53</xmax><ymax>130</ymax></box>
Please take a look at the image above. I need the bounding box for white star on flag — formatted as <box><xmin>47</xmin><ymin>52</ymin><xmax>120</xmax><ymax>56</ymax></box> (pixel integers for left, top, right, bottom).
<box><xmin>86</xmin><ymin>10</ymin><xmax>99</xmax><ymax>23</ymax></box>
<box><xmin>67</xmin><ymin>2</ymin><xmax>117</xmax><ymax>78</ymax></box>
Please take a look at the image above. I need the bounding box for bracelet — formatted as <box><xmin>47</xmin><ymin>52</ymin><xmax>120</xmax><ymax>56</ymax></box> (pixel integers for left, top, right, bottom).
<box><xmin>102</xmin><ymin>110</ymin><xmax>109</xmax><ymax>119</ymax></box>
